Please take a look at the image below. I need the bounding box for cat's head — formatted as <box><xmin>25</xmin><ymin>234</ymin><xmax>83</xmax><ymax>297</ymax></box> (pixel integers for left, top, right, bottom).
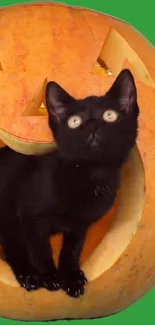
<box><xmin>46</xmin><ymin>69</ymin><xmax>139</xmax><ymax>167</ymax></box>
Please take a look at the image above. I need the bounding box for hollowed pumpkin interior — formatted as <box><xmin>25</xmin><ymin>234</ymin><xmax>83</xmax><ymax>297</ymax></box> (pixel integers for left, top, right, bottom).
<box><xmin>0</xmin><ymin>145</ymin><xmax>145</xmax><ymax>287</ymax></box>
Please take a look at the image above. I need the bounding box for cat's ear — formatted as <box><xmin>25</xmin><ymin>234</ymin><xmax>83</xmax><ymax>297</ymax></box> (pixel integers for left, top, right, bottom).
<box><xmin>46</xmin><ymin>81</ymin><xmax>74</xmax><ymax>123</ymax></box>
<box><xmin>107</xmin><ymin>69</ymin><xmax>137</xmax><ymax>113</ymax></box>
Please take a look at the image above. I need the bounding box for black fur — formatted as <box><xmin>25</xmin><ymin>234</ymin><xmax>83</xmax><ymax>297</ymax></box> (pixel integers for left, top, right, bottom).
<box><xmin>0</xmin><ymin>69</ymin><xmax>139</xmax><ymax>297</ymax></box>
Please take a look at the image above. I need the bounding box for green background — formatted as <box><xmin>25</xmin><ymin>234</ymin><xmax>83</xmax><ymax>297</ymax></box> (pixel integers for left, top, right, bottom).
<box><xmin>0</xmin><ymin>0</ymin><xmax>155</xmax><ymax>324</ymax></box>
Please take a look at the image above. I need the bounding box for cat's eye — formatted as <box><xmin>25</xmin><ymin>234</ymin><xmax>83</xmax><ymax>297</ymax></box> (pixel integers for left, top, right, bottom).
<box><xmin>102</xmin><ymin>110</ymin><xmax>118</xmax><ymax>123</ymax></box>
<box><xmin>67</xmin><ymin>115</ymin><xmax>82</xmax><ymax>129</ymax></box>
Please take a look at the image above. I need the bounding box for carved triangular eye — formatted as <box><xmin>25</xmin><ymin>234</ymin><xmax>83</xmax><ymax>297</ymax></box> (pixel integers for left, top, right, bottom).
<box><xmin>22</xmin><ymin>78</ymin><xmax>48</xmax><ymax>117</ymax></box>
<box><xmin>39</xmin><ymin>103</ymin><xmax>47</xmax><ymax>116</ymax></box>
<box><xmin>94</xmin><ymin>28</ymin><xmax>155</xmax><ymax>89</ymax></box>
<box><xmin>94</xmin><ymin>58</ymin><xmax>112</xmax><ymax>77</ymax></box>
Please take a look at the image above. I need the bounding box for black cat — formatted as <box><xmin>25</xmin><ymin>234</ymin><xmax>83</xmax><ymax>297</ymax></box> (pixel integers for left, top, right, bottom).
<box><xmin>0</xmin><ymin>69</ymin><xmax>139</xmax><ymax>298</ymax></box>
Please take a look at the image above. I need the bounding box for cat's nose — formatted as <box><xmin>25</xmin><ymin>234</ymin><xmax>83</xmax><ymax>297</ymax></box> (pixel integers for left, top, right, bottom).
<box><xmin>87</xmin><ymin>133</ymin><xmax>98</xmax><ymax>147</ymax></box>
<box><xmin>87</xmin><ymin>120</ymin><xmax>99</xmax><ymax>132</ymax></box>
<box><xmin>87</xmin><ymin>133</ymin><xmax>94</xmax><ymax>144</ymax></box>
<box><xmin>87</xmin><ymin>129</ymin><xmax>100</xmax><ymax>146</ymax></box>
<box><xmin>86</xmin><ymin>120</ymin><xmax>100</xmax><ymax>145</ymax></box>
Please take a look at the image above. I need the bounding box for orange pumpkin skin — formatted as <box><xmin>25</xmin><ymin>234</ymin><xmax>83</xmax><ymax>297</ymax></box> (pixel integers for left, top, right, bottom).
<box><xmin>0</xmin><ymin>2</ymin><xmax>154</xmax><ymax>321</ymax></box>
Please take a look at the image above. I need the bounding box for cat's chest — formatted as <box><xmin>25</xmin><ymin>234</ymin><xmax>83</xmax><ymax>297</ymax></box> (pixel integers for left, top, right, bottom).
<box><xmin>54</xmin><ymin>165</ymin><xmax>119</xmax><ymax>228</ymax></box>
<box><xmin>56</xmin><ymin>165</ymin><xmax>117</xmax><ymax>203</ymax></box>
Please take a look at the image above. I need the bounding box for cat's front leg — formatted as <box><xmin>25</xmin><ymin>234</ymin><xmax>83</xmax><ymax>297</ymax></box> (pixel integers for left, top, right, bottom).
<box><xmin>59</xmin><ymin>231</ymin><xmax>87</xmax><ymax>298</ymax></box>
<box><xmin>22</xmin><ymin>217</ymin><xmax>61</xmax><ymax>291</ymax></box>
<box><xmin>2</xmin><ymin>236</ymin><xmax>41</xmax><ymax>291</ymax></box>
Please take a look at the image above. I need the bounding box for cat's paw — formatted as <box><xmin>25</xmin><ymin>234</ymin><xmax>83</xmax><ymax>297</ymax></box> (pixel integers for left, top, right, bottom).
<box><xmin>41</xmin><ymin>270</ymin><xmax>61</xmax><ymax>291</ymax></box>
<box><xmin>61</xmin><ymin>268</ymin><xmax>87</xmax><ymax>298</ymax></box>
<box><xmin>17</xmin><ymin>274</ymin><xmax>41</xmax><ymax>291</ymax></box>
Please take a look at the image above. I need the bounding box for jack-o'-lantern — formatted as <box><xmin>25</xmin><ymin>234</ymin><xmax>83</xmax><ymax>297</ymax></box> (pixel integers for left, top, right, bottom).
<box><xmin>0</xmin><ymin>1</ymin><xmax>154</xmax><ymax>321</ymax></box>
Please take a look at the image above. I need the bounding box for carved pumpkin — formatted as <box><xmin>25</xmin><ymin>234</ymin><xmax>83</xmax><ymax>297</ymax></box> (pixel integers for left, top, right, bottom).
<box><xmin>0</xmin><ymin>1</ymin><xmax>154</xmax><ymax>321</ymax></box>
